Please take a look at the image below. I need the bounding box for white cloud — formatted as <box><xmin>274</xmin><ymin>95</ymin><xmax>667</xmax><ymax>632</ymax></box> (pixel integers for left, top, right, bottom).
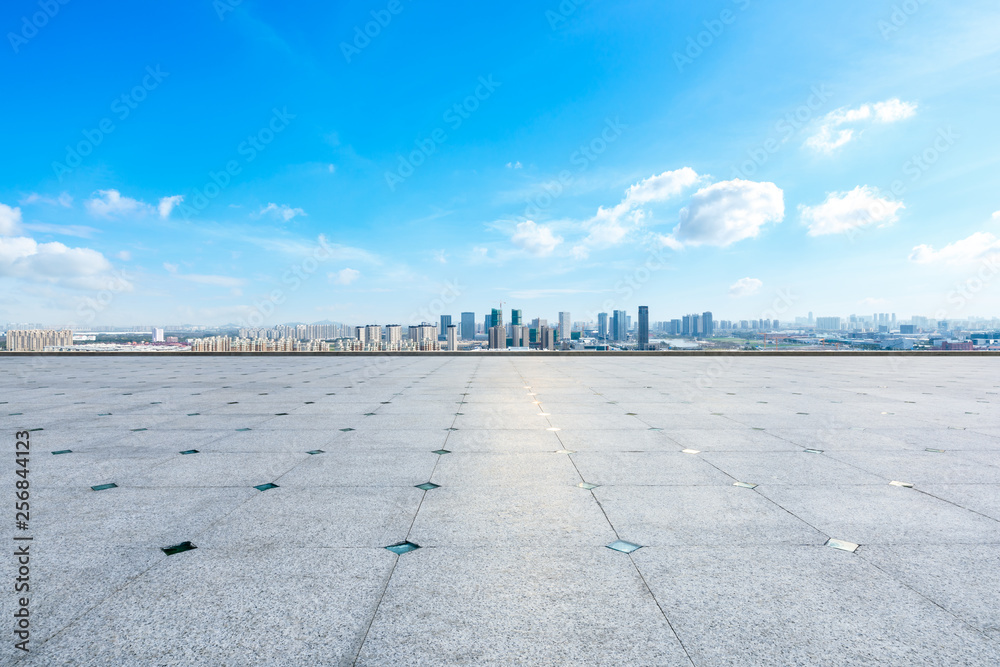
<box><xmin>85</xmin><ymin>190</ymin><xmax>150</xmax><ymax>217</ymax></box>
<box><xmin>258</xmin><ymin>203</ymin><xmax>306</xmax><ymax>222</ymax></box>
<box><xmin>800</xmin><ymin>186</ymin><xmax>904</xmax><ymax>236</ymax></box>
<box><xmin>432</xmin><ymin>249</ymin><xmax>448</xmax><ymax>264</ymax></box>
<box><xmin>0</xmin><ymin>236</ymin><xmax>123</xmax><ymax>290</ymax></box>
<box><xmin>162</xmin><ymin>261</ymin><xmax>243</xmax><ymax>287</ymax></box>
<box><xmin>573</xmin><ymin>168</ymin><xmax>702</xmax><ymax>256</ymax></box>
<box><xmin>511</xmin><ymin>221</ymin><xmax>562</xmax><ymax>257</ymax></box>
<box><xmin>670</xmin><ymin>179</ymin><xmax>784</xmax><ymax>247</ymax></box>
<box><xmin>117</xmin><ymin>251</ymin><xmax>132</xmax><ymax>261</ymax></box>
<box><xmin>993</xmin><ymin>211</ymin><xmax>1000</xmax><ymax>222</ymax></box>
<box><xmin>20</xmin><ymin>192</ymin><xmax>73</xmax><ymax>208</ymax></box>
<box><xmin>330</xmin><ymin>268</ymin><xmax>360</xmax><ymax>285</ymax></box>
<box><xmin>0</xmin><ymin>203</ymin><xmax>23</xmax><ymax>235</ymax></box>
<box><xmin>805</xmin><ymin>98</ymin><xmax>917</xmax><ymax>152</ymax></box>
<box><xmin>506</xmin><ymin>161</ymin><xmax>523</xmax><ymax>169</ymax></box>
<box><xmin>909</xmin><ymin>232</ymin><xmax>1000</xmax><ymax>265</ymax></box>
<box><xmin>623</xmin><ymin>167</ymin><xmax>702</xmax><ymax>206</ymax></box>
<box><xmin>158</xmin><ymin>195</ymin><xmax>184</xmax><ymax>219</ymax></box>
<box><xmin>729</xmin><ymin>277</ymin><xmax>763</xmax><ymax>297</ymax></box>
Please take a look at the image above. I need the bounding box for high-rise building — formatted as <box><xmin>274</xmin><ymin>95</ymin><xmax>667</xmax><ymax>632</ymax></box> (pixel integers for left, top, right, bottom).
<box><xmin>558</xmin><ymin>312</ymin><xmax>571</xmax><ymax>340</ymax></box>
<box><xmin>597</xmin><ymin>312</ymin><xmax>609</xmax><ymax>340</ymax></box>
<box><xmin>611</xmin><ymin>310</ymin><xmax>628</xmax><ymax>341</ymax></box>
<box><xmin>539</xmin><ymin>325</ymin><xmax>555</xmax><ymax>350</ymax></box>
<box><xmin>488</xmin><ymin>325</ymin><xmax>506</xmax><ymax>349</ymax></box>
<box><xmin>440</xmin><ymin>315</ymin><xmax>452</xmax><ymax>339</ymax></box>
<box><xmin>815</xmin><ymin>317</ymin><xmax>842</xmax><ymax>331</ymax></box>
<box><xmin>152</xmin><ymin>327</ymin><xmax>165</xmax><ymax>343</ymax></box>
<box><xmin>386</xmin><ymin>325</ymin><xmax>402</xmax><ymax>349</ymax></box>
<box><xmin>702</xmin><ymin>311</ymin><xmax>713</xmax><ymax>336</ymax></box>
<box><xmin>511</xmin><ymin>324</ymin><xmax>529</xmax><ymax>347</ymax></box>
<box><xmin>511</xmin><ymin>309</ymin><xmax>523</xmax><ymax>326</ymax></box>
<box><xmin>460</xmin><ymin>312</ymin><xmax>476</xmax><ymax>340</ymax></box>
<box><xmin>490</xmin><ymin>308</ymin><xmax>503</xmax><ymax>329</ymax></box>
<box><xmin>446</xmin><ymin>325</ymin><xmax>457</xmax><ymax>351</ymax></box>
<box><xmin>638</xmin><ymin>306</ymin><xmax>649</xmax><ymax>350</ymax></box>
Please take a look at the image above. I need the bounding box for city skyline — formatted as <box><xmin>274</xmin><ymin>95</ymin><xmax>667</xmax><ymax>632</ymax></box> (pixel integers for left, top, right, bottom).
<box><xmin>3</xmin><ymin>2</ymin><xmax>1000</xmax><ymax>326</ymax></box>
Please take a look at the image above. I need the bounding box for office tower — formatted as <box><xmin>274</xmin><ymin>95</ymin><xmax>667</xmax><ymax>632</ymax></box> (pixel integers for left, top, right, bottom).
<box><xmin>808</xmin><ymin>312</ymin><xmax>814</xmax><ymax>324</ymax></box>
<box><xmin>597</xmin><ymin>312</ymin><xmax>609</xmax><ymax>340</ymax></box>
<box><xmin>460</xmin><ymin>312</ymin><xmax>475</xmax><ymax>340</ymax></box>
<box><xmin>559</xmin><ymin>312</ymin><xmax>571</xmax><ymax>340</ymax></box>
<box><xmin>638</xmin><ymin>306</ymin><xmax>649</xmax><ymax>350</ymax></box>
<box><xmin>488</xmin><ymin>325</ymin><xmax>506</xmax><ymax>349</ymax></box>
<box><xmin>531</xmin><ymin>317</ymin><xmax>547</xmax><ymax>329</ymax></box>
<box><xmin>702</xmin><ymin>311</ymin><xmax>713</xmax><ymax>336</ymax></box>
<box><xmin>483</xmin><ymin>315</ymin><xmax>490</xmax><ymax>335</ymax></box>
<box><xmin>386</xmin><ymin>325</ymin><xmax>402</xmax><ymax>349</ymax></box>
<box><xmin>511</xmin><ymin>309</ymin><xmax>523</xmax><ymax>327</ymax></box>
<box><xmin>446</xmin><ymin>324</ymin><xmax>457</xmax><ymax>351</ymax></box>
<box><xmin>539</xmin><ymin>325</ymin><xmax>555</xmax><ymax>350</ymax></box>
<box><xmin>815</xmin><ymin>317</ymin><xmax>842</xmax><ymax>331</ymax></box>
<box><xmin>626</xmin><ymin>315</ymin><xmax>632</xmax><ymax>332</ymax></box>
<box><xmin>152</xmin><ymin>327</ymin><xmax>165</xmax><ymax>343</ymax></box>
<box><xmin>610</xmin><ymin>310</ymin><xmax>627</xmax><ymax>341</ymax></box>
<box><xmin>490</xmin><ymin>308</ymin><xmax>503</xmax><ymax>328</ymax></box>
<box><xmin>440</xmin><ymin>315</ymin><xmax>452</xmax><ymax>338</ymax></box>
<box><xmin>511</xmin><ymin>324</ymin><xmax>529</xmax><ymax>347</ymax></box>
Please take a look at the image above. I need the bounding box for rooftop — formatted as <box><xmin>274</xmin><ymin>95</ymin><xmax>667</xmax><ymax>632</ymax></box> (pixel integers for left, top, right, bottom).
<box><xmin>3</xmin><ymin>356</ymin><xmax>999</xmax><ymax>665</ymax></box>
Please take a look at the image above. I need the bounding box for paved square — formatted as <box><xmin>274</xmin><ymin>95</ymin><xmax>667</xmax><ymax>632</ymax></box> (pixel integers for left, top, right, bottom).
<box><xmin>1</xmin><ymin>355</ymin><xmax>998</xmax><ymax>665</ymax></box>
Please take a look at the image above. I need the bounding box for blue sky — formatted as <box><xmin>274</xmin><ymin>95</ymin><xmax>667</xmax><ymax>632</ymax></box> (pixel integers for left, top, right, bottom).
<box><xmin>2</xmin><ymin>0</ymin><xmax>999</xmax><ymax>328</ymax></box>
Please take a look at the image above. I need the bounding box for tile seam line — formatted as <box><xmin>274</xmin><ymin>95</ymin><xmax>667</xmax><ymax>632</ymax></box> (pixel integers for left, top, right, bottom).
<box><xmin>353</xmin><ymin>357</ymin><xmax>474</xmax><ymax>665</ymax></box>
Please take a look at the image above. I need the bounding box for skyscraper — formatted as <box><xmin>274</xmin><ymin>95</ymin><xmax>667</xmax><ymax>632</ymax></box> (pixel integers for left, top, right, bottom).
<box><xmin>446</xmin><ymin>325</ymin><xmax>457</xmax><ymax>351</ymax></box>
<box><xmin>440</xmin><ymin>315</ymin><xmax>452</xmax><ymax>338</ymax></box>
<box><xmin>702</xmin><ymin>311</ymin><xmax>714</xmax><ymax>336</ymax></box>
<box><xmin>558</xmin><ymin>312</ymin><xmax>571</xmax><ymax>340</ymax></box>
<box><xmin>461</xmin><ymin>312</ymin><xmax>475</xmax><ymax>340</ymax></box>
<box><xmin>612</xmin><ymin>310</ymin><xmax>627</xmax><ymax>341</ymax></box>
<box><xmin>488</xmin><ymin>326</ymin><xmax>506</xmax><ymax>349</ymax></box>
<box><xmin>638</xmin><ymin>306</ymin><xmax>649</xmax><ymax>350</ymax></box>
<box><xmin>511</xmin><ymin>309</ymin><xmax>523</xmax><ymax>326</ymax></box>
<box><xmin>597</xmin><ymin>312</ymin><xmax>608</xmax><ymax>340</ymax></box>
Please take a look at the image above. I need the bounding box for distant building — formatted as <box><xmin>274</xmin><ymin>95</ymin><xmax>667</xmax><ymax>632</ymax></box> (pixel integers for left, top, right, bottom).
<box><xmin>461</xmin><ymin>312</ymin><xmax>476</xmax><ymax>340</ymax></box>
<box><xmin>815</xmin><ymin>317</ymin><xmax>842</xmax><ymax>331</ymax></box>
<box><xmin>7</xmin><ymin>329</ymin><xmax>73</xmax><ymax>352</ymax></box>
<box><xmin>490</xmin><ymin>308</ymin><xmax>503</xmax><ymax>329</ymax></box>
<box><xmin>152</xmin><ymin>327</ymin><xmax>165</xmax><ymax>342</ymax></box>
<box><xmin>612</xmin><ymin>310</ymin><xmax>627</xmax><ymax>341</ymax></box>
<box><xmin>446</xmin><ymin>325</ymin><xmax>457</xmax><ymax>351</ymax></box>
<box><xmin>559</xmin><ymin>312</ymin><xmax>571</xmax><ymax>340</ymax></box>
<box><xmin>899</xmin><ymin>324</ymin><xmax>916</xmax><ymax>334</ymax></box>
<box><xmin>511</xmin><ymin>325</ymin><xmax>530</xmax><ymax>348</ymax></box>
<box><xmin>941</xmin><ymin>341</ymin><xmax>973</xmax><ymax>351</ymax></box>
<box><xmin>597</xmin><ymin>313</ymin><xmax>609</xmax><ymax>340</ymax></box>
<box><xmin>488</xmin><ymin>325</ymin><xmax>506</xmax><ymax>350</ymax></box>
<box><xmin>702</xmin><ymin>311</ymin><xmax>713</xmax><ymax>336</ymax></box>
<box><xmin>386</xmin><ymin>325</ymin><xmax>403</xmax><ymax>349</ymax></box>
<box><xmin>539</xmin><ymin>325</ymin><xmax>556</xmax><ymax>350</ymax></box>
<box><xmin>440</xmin><ymin>315</ymin><xmax>452</xmax><ymax>339</ymax></box>
<box><xmin>511</xmin><ymin>309</ymin><xmax>523</xmax><ymax>327</ymax></box>
<box><xmin>638</xmin><ymin>306</ymin><xmax>649</xmax><ymax>350</ymax></box>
